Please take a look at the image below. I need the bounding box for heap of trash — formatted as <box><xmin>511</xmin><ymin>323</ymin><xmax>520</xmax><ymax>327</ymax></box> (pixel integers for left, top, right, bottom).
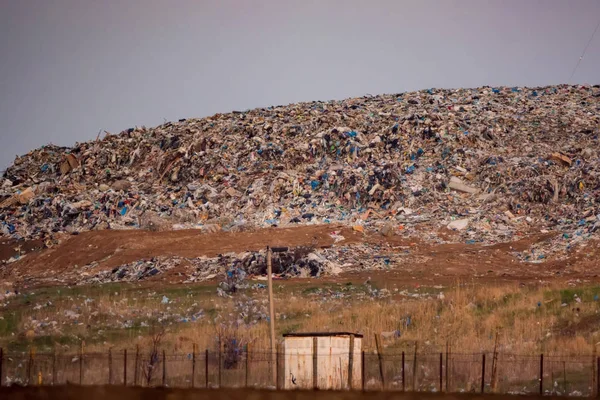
<box><xmin>1</xmin><ymin>84</ymin><xmax>600</xmax><ymax>264</ymax></box>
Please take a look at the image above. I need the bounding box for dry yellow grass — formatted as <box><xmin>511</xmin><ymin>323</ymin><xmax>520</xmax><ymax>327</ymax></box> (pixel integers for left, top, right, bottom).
<box><xmin>3</xmin><ymin>281</ymin><xmax>599</xmax><ymax>357</ymax></box>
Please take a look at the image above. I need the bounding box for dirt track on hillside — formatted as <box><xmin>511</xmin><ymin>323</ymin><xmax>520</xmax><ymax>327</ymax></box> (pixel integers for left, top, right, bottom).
<box><xmin>1</xmin><ymin>225</ymin><xmax>599</xmax><ymax>289</ymax></box>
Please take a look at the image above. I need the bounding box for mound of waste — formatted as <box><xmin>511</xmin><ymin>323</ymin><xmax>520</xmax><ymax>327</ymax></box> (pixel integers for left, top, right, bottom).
<box><xmin>2</xmin><ymin>84</ymin><xmax>600</xmax><ymax>263</ymax></box>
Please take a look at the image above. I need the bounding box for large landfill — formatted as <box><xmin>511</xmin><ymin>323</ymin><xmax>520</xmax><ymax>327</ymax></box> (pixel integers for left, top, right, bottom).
<box><xmin>1</xmin><ymin>84</ymin><xmax>600</xmax><ymax>287</ymax></box>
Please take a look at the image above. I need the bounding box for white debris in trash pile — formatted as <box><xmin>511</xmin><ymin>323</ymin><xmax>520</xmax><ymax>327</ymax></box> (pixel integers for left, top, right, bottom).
<box><xmin>0</xmin><ymin>85</ymin><xmax>599</xmax><ymax>267</ymax></box>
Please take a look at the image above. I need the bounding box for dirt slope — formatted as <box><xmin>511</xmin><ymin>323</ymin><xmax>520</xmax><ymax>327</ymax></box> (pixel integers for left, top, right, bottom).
<box><xmin>2</xmin><ymin>225</ymin><xmax>599</xmax><ymax>289</ymax></box>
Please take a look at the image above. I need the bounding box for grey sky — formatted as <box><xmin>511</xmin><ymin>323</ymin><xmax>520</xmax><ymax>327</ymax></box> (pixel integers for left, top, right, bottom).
<box><xmin>1</xmin><ymin>0</ymin><xmax>599</xmax><ymax>170</ymax></box>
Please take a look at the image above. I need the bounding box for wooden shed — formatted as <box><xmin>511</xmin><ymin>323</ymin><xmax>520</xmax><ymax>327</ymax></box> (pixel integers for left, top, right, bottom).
<box><xmin>282</xmin><ymin>332</ymin><xmax>362</xmax><ymax>390</ymax></box>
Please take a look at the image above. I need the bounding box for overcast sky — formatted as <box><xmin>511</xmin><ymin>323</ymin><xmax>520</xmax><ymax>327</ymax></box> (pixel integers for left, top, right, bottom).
<box><xmin>1</xmin><ymin>0</ymin><xmax>599</xmax><ymax>170</ymax></box>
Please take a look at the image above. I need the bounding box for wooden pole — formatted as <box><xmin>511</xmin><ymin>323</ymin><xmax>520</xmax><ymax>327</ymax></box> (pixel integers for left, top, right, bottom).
<box><xmin>374</xmin><ymin>334</ymin><xmax>385</xmax><ymax>389</ymax></box>
<box><xmin>439</xmin><ymin>352</ymin><xmax>443</xmax><ymax>393</ymax></box>
<box><xmin>491</xmin><ymin>332</ymin><xmax>499</xmax><ymax>392</ymax></box>
<box><xmin>348</xmin><ymin>334</ymin><xmax>355</xmax><ymax>390</ymax></box>
<box><xmin>401</xmin><ymin>351</ymin><xmax>405</xmax><ymax>392</ymax></box>
<box><xmin>79</xmin><ymin>342</ymin><xmax>84</xmax><ymax>385</ymax></box>
<box><xmin>267</xmin><ymin>246</ymin><xmax>277</xmax><ymax>387</ymax></box>
<box><xmin>361</xmin><ymin>350</ymin><xmax>365</xmax><ymax>390</ymax></box>
<box><xmin>313</xmin><ymin>337</ymin><xmax>318</xmax><ymax>390</ymax></box>
<box><xmin>481</xmin><ymin>353</ymin><xmax>486</xmax><ymax>394</ymax></box>
<box><xmin>245</xmin><ymin>345</ymin><xmax>250</xmax><ymax>388</ymax></box>
<box><xmin>108</xmin><ymin>348</ymin><xmax>113</xmax><ymax>385</ymax></box>
<box><xmin>412</xmin><ymin>342</ymin><xmax>418</xmax><ymax>391</ymax></box>
<box><xmin>192</xmin><ymin>343</ymin><xmax>196</xmax><ymax>388</ymax></box>
<box><xmin>123</xmin><ymin>349</ymin><xmax>127</xmax><ymax>386</ymax></box>
<box><xmin>205</xmin><ymin>349</ymin><xmax>209</xmax><ymax>388</ymax></box>
<box><xmin>540</xmin><ymin>353</ymin><xmax>544</xmax><ymax>396</ymax></box>
<box><xmin>162</xmin><ymin>350</ymin><xmax>166</xmax><ymax>387</ymax></box>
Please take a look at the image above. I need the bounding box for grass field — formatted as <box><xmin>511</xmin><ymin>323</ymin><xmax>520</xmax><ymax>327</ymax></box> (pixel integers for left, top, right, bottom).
<box><xmin>2</xmin><ymin>279</ymin><xmax>599</xmax><ymax>357</ymax></box>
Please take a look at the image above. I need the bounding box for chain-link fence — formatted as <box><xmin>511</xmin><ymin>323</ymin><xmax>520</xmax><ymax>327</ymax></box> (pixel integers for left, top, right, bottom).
<box><xmin>0</xmin><ymin>348</ymin><xmax>598</xmax><ymax>395</ymax></box>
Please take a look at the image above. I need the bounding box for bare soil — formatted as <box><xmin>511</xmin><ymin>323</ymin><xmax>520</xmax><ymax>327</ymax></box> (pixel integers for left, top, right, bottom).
<box><xmin>1</xmin><ymin>225</ymin><xmax>599</xmax><ymax>289</ymax></box>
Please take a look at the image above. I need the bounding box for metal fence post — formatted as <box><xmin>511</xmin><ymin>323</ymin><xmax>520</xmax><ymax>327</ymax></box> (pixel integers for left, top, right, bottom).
<box><xmin>162</xmin><ymin>350</ymin><xmax>166</xmax><ymax>387</ymax></box>
<box><xmin>27</xmin><ymin>348</ymin><xmax>33</xmax><ymax>384</ymax></box>
<box><xmin>205</xmin><ymin>349</ymin><xmax>209</xmax><ymax>388</ymax></box>
<box><xmin>540</xmin><ymin>353</ymin><xmax>544</xmax><ymax>396</ymax></box>
<box><xmin>439</xmin><ymin>352</ymin><xmax>443</xmax><ymax>393</ymax></box>
<box><xmin>218</xmin><ymin>343</ymin><xmax>222</xmax><ymax>388</ymax></box>
<box><xmin>192</xmin><ymin>343</ymin><xmax>196</xmax><ymax>388</ymax></box>
<box><xmin>134</xmin><ymin>345</ymin><xmax>139</xmax><ymax>386</ymax></box>
<box><xmin>79</xmin><ymin>342</ymin><xmax>83</xmax><ymax>385</ymax></box>
<box><xmin>245</xmin><ymin>345</ymin><xmax>250</xmax><ymax>388</ymax></box>
<box><xmin>361</xmin><ymin>350</ymin><xmax>366</xmax><ymax>390</ymax></box>
<box><xmin>52</xmin><ymin>349</ymin><xmax>56</xmax><ymax>385</ymax></box>
<box><xmin>375</xmin><ymin>334</ymin><xmax>385</xmax><ymax>389</ymax></box>
<box><xmin>401</xmin><ymin>351</ymin><xmax>405</xmax><ymax>392</ymax></box>
<box><xmin>123</xmin><ymin>349</ymin><xmax>127</xmax><ymax>386</ymax></box>
<box><xmin>597</xmin><ymin>357</ymin><xmax>600</xmax><ymax>398</ymax></box>
<box><xmin>276</xmin><ymin>344</ymin><xmax>281</xmax><ymax>390</ymax></box>
<box><xmin>108</xmin><ymin>348</ymin><xmax>113</xmax><ymax>385</ymax></box>
<box><xmin>481</xmin><ymin>353</ymin><xmax>486</xmax><ymax>394</ymax></box>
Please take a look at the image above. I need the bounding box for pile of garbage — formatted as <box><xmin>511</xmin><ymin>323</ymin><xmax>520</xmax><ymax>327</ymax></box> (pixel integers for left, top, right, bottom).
<box><xmin>1</xmin><ymin>84</ymin><xmax>600</xmax><ymax>261</ymax></box>
<box><xmin>77</xmin><ymin>246</ymin><xmax>346</xmax><ymax>285</ymax></box>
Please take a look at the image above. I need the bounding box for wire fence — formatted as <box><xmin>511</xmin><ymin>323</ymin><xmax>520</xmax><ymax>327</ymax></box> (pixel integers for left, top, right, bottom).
<box><xmin>0</xmin><ymin>347</ymin><xmax>599</xmax><ymax>396</ymax></box>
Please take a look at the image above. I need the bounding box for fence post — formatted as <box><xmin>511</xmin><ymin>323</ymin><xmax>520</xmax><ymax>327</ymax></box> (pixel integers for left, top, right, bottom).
<box><xmin>439</xmin><ymin>352</ymin><xmax>443</xmax><ymax>393</ymax></box>
<box><xmin>79</xmin><ymin>342</ymin><xmax>84</xmax><ymax>385</ymax></box>
<box><xmin>313</xmin><ymin>337</ymin><xmax>318</xmax><ymax>390</ymax></box>
<box><xmin>592</xmin><ymin>357</ymin><xmax>600</xmax><ymax>398</ymax></box>
<box><xmin>245</xmin><ymin>345</ymin><xmax>250</xmax><ymax>388</ymax></box>
<box><xmin>276</xmin><ymin>343</ymin><xmax>281</xmax><ymax>390</ymax></box>
<box><xmin>481</xmin><ymin>353</ymin><xmax>486</xmax><ymax>394</ymax></box>
<box><xmin>134</xmin><ymin>345</ymin><xmax>139</xmax><ymax>386</ymax></box>
<box><xmin>205</xmin><ymin>349</ymin><xmax>209</xmax><ymax>388</ymax></box>
<box><xmin>192</xmin><ymin>343</ymin><xmax>196</xmax><ymax>388</ymax></box>
<box><xmin>108</xmin><ymin>348</ymin><xmax>113</xmax><ymax>385</ymax></box>
<box><xmin>412</xmin><ymin>342</ymin><xmax>418</xmax><ymax>391</ymax></box>
<box><xmin>0</xmin><ymin>348</ymin><xmax>3</xmax><ymax>387</ymax></box>
<box><xmin>540</xmin><ymin>353</ymin><xmax>544</xmax><ymax>396</ymax></box>
<box><xmin>445</xmin><ymin>341</ymin><xmax>449</xmax><ymax>392</ymax></box>
<box><xmin>375</xmin><ymin>334</ymin><xmax>385</xmax><ymax>389</ymax></box>
<box><xmin>27</xmin><ymin>348</ymin><xmax>33</xmax><ymax>384</ymax></box>
<box><xmin>162</xmin><ymin>350</ymin><xmax>166</xmax><ymax>387</ymax></box>
<box><xmin>402</xmin><ymin>351</ymin><xmax>405</xmax><ymax>392</ymax></box>
<box><xmin>218</xmin><ymin>342</ymin><xmax>222</xmax><ymax>388</ymax></box>
<box><xmin>123</xmin><ymin>349</ymin><xmax>127</xmax><ymax>386</ymax></box>
<box><xmin>361</xmin><ymin>350</ymin><xmax>365</xmax><ymax>390</ymax></box>
<box><xmin>52</xmin><ymin>349</ymin><xmax>56</xmax><ymax>385</ymax></box>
